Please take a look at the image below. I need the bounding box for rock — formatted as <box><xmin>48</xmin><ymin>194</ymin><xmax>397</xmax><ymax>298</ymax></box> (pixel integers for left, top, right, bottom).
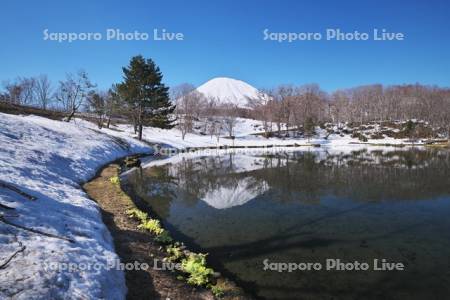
<box><xmin>124</xmin><ymin>156</ymin><xmax>141</xmax><ymax>168</ymax></box>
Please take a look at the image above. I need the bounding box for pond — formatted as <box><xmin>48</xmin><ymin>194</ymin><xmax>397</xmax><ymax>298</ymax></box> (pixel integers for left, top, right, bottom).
<box><xmin>124</xmin><ymin>147</ymin><xmax>450</xmax><ymax>299</ymax></box>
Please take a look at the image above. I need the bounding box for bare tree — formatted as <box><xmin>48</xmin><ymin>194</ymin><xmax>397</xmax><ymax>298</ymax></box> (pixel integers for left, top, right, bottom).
<box><xmin>0</xmin><ymin>92</ymin><xmax>8</xmax><ymax>102</ymax></box>
<box><xmin>208</xmin><ymin>117</ymin><xmax>223</xmax><ymax>144</ymax></box>
<box><xmin>172</xmin><ymin>83</ymin><xmax>208</xmax><ymax>140</ymax></box>
<box><xmin>86</xmin><ymin>91</ymin><xmax>106</xmax><ymax>128</ymax></box>
<box><xmin>289</xmin><ymin>84</ymin><xmax>325</xmax><ymax>137</ymax></box>
<box><xmin>19</xmin><ymin>77</ymin><xmax>36</xmax><ymax>105</ymax></box>
<box><xmin>34</xmin><ymin>75</ymin><xmax>52</xmax><ymax>110</ymax></box>
<box><xmin>172</xmin><ymin>84</ymin><xmax>195</xmax><ymax>140</ymax></box>
<box><xmin>269</xmin><ymin>85</ymin><xmax>296</xmax><ymax>137</ymax></box>
<box><xmin>55</xmin><ymin>71</ymin><xmax>95</xmax><ymax>122</ymax></box>
<box><xmin>330</xmin><ymin>90</ymin><xmax>349</xmax><ymax>125</ymax></box>
<box><xmin>248</xmin><ymin>90</ymin><xmax>273</xmax><ymax>138</ymax></box>
<box><xmin>201</xmin><ymin>96</ymin><xmax>218</xmax><ymax>134</ymax></box>
<box><xmin>2</xmin><ymin>81</ymin><xmax>21</xmax><ymax>104</ymax></box>
<box><xmin>221</xmin><ymin>103</ymin><xmax>239</xmax><ymax>138</ymax></box>
<box><xmin>2</xmin><ymin>77</ymin><xmax>35</xmax><ymax>105</ymax></box>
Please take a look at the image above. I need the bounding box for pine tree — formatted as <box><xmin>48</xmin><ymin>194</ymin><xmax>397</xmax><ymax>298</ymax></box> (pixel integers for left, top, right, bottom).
<box><xmin>118</xmin><ymin>55</ymin><xmax>175</xmax><ymax>140</ymax></box>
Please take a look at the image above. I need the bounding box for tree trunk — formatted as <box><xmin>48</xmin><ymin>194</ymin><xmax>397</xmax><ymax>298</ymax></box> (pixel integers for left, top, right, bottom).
<box><xmin>66</xmin><ymin>108</ymin><xmax>76</xmax><ymax>122</ymax></box>
<box><xmin>98</xmin><ymin>115</ymin><xmax>103</xmax><ymax>129</ymax></box>
<box><xmin>138</xmin><ymin>124</ymin><xmax>143</xmax><ymax>140</ymax></box>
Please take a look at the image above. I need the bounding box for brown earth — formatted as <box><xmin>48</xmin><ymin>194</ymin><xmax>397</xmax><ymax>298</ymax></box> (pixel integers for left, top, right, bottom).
<box><xmin>0</xmin><ymin>102</ymin><xmax>65</xmax><ymax>120</ymax></box>
<box><xmin>83</xmin><ymin>164</ymin><xmax>215</xmax><ymax>300</ymax></box>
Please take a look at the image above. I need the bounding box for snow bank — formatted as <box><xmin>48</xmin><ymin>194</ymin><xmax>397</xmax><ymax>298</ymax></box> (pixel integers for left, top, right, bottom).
<box><xmin>116</xmin><ymin>117</ymin><xmax>421</xmax><ymax>152</ymax></box>
<box><xmin>0</xmin><ymin>113</ymin><xmax>151</xmax><ymax>299</ymax></box>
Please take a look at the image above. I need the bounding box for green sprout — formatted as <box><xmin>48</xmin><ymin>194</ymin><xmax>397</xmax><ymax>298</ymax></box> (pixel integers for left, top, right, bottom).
<box><xmin>110</xmin><ymin>176</ymin><xmax>120</xmax><ymax>185</ymax></box>
<box><xmin>181</xmin><ymin>253</ymin><xmax>214</xmax><ymax>286</ymax></box>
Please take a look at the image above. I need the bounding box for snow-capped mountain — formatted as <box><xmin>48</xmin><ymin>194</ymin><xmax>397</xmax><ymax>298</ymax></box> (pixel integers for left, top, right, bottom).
<box><xmin>201</xmin><ymin>177</ymin><xmax>267</xmax><ymax>209</ymax></box>
<box><xmin>196</xmin><ymin>77</ymin><xmax>262</xmax><ymax>108</ymax></box>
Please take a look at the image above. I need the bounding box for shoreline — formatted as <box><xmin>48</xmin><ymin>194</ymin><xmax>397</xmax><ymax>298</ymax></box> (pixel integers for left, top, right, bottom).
<box><xmin>1</xmin><ymin>111</ymin><xmax>447</xmax><ymax>299</ymax></box>
<box><xmin>83</xmin><ymin>159</ymin><xmax>250</xmax><ymax>300</ymax></box>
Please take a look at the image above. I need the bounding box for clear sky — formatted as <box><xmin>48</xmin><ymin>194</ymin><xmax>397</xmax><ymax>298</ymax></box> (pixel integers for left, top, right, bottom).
<box><xmin>1</xmin><ymin>0</ymin><xmax>449</xmax><ymax>91</ymax></box>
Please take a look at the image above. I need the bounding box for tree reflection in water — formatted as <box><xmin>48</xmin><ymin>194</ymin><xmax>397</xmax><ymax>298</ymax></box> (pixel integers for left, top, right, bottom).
<box><xmin>125</xmin><ymin>148</ymin><xmax>450</xmax><ymax>300</ymax></box>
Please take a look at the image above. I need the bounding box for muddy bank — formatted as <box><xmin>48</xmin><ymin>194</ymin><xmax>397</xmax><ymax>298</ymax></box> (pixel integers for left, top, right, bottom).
<box><xmin>83</xmin><ymin>162</ymin><xmax>249</xmax><ymax>300</ymax></box>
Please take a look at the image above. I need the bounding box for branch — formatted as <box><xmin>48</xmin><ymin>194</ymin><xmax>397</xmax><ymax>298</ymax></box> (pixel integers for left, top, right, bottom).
<box><xmin>0</xmin><ymin>241</ymin><xmax>26</xmax><ymax>269</ymax></box>
<box><xmin>0</xmin><ymin>180</ymin><xmax>37</xmax><ymax>201</ymax></box>
<box><xmin>0</xmin><ymin>217</ymin><xmax>75</xmax><ymax>243</ymax></box>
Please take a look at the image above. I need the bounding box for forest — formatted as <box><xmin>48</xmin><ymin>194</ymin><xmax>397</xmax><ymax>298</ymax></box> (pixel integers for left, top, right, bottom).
<box><xmin>1</xmin><ymin>59</ymin><xmax>450</xmax><ymax>140</ymax></box>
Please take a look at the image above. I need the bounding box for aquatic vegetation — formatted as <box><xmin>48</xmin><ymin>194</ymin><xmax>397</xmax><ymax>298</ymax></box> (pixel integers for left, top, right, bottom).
<box><xmin>181</xmin><ymin>253</ymin><xmax>214</xmax><ymax>286</ymax></box>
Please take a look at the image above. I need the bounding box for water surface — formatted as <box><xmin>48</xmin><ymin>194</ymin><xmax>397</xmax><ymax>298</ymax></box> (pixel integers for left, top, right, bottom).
<box><xmin>125</xmin><ymin>147</ymin><xmax>450</xmax><ymax>299</ymax></box>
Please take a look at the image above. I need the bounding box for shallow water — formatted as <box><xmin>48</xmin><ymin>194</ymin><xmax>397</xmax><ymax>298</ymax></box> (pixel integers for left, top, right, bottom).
<box><xmin>125</xmin><ymin>147</ymin><xmax>450</xmax><ymax>299</ymax></box>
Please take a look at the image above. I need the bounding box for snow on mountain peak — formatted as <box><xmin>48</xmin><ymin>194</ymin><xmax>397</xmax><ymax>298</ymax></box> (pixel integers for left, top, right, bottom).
<box><xmin>196</xmin><ymin>77</ymin><xmax>261</xmax><ymax>108</ymax></box>
<box><xmin>201</xmin><ymin>177</ymin><xmax>267</xmax><ymax>209</ymax></box>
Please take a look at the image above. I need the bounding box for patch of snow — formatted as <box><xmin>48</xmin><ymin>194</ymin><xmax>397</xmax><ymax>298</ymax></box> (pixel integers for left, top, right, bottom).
<box><xmin>0</xmin><ymin>113</ymin><xmax>151</xmax><ymax>299</ymax></box>
<box><xmin>114</xmin><ymin>116</ymin><xmax>425</xmax><ymax>154</ymax></box>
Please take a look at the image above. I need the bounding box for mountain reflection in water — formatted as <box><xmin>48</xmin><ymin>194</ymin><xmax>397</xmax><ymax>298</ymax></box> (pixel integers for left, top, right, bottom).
<box><xmin>125</xmin><ymin>148</ymin><xmax>450</xmax><ymax>300</ymax></box>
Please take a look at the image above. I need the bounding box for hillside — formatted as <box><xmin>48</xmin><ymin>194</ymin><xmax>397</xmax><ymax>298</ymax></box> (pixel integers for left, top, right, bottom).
<box><xmin>0</xmin><ymin>113</ymin><xmax>151</xmax><ymax>299</ymax></box>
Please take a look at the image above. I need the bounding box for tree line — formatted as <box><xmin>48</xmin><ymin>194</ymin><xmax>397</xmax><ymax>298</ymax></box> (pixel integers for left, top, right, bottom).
<box><xmin>0</xmin><ymin>55</ymin><xmax>175</xmax><ymax>140</ymax></box>
<box><xmin>171</xmin><ymin>82</ymin><xmax>450</xmax><ymax>140</ymax></box>
<box><xmin>248</xmin><ymin>83</ymin><xmax>450</xmax><ymax>137</ymax></box>
<box><xmin>2</xmin><ymin>57</ymin><xmax>450</xmax><ymax>140</ymax></box>
<box><xmin>170</xmin><ymin>83</ymin><xmax>241</xmax><ymax>141</ymax></box>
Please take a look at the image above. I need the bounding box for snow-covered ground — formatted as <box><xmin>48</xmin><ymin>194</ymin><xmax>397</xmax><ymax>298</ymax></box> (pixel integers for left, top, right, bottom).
<box><xmin>115</xmin><ymin>117</ymin><xmax>425</xmax><ymax>152</ymax></box>
<box><xmin>0</xmin><ymin>113</ymin><xmax>151</xmax><ymax>299</ymax></box>
<box><xmin>0</xmin><ymin>111</ymin><xmax>435</xmax><ymax>299</ymax></box>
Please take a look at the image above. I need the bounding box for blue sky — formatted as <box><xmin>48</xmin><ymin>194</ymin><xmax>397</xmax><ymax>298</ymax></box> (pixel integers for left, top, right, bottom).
<box><xmin>1</xmin><ymin>0</ymin><xmax>449</xmax><ymax>91</ymax></box>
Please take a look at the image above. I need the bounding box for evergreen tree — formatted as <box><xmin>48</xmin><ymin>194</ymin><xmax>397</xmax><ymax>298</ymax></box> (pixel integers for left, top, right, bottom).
<box><xmin>304</xmin><ymin>117</ymin><xmax>315</xmax><ymax>142</ymax></box>
<box><xmin>118</xmin><ymin>55</ymin><xmax>175</xmax><ymax>140</ymax></box>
